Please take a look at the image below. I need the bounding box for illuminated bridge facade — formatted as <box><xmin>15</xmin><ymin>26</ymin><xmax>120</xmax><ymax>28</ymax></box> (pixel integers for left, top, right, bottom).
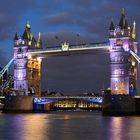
<box><xmin>13</xmin><ymin>23</ymin><xmax>110</xmax><ymax>95</ymax></box>
<box><xmin>12</xmin><ymin>11</ymin><xmax>139</xmax><ymax>96</ymax></box>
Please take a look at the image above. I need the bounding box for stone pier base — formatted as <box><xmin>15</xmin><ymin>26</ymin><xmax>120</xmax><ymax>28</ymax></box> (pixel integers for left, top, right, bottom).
<box><xmin>3</xmin><ymin>96</ymin><xmax>50</xmax><ymax>113</ymax></box>
<box><xmin>102</xmin><ymin>95</ymin><xmax>140</xmax><ymax>116</ymax></box>
<box><xmin>3</xmin><ymin>96</ymin><xmax>35</xmax><ymax>113</ymax></box>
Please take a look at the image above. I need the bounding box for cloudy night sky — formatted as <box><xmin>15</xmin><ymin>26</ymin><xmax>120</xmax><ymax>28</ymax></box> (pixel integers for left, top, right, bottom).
<box><xmin>0</xmin><ymin>0</ymin><xmax>140</xmax><ymax>94</ymax></box>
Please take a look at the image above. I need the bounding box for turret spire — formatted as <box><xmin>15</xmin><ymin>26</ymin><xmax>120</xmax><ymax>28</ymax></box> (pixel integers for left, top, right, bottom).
<box><xmin>14</xmin><ymin>32</ymin><xmax>18</xmax><ymax>40</ymax></box>
<box><xmin>26</xmin><ymin>21</ymin><xmax>31</xmax><ymax>29</ymax></box>
<box><xmin>122</xmin><ymin>8</ymin><xmax>125</xmax><ymax>15</ymax></box>
<box><xmin>132</xmin><ymin>20</ymin><xmax>137</xmax><ymax>39</ymax></box>
<box><xmin>22</xmin><ymin>29</ymin><xmax>28</xmax><ymax>40</ymax></box>
<box><xmin>119</xmin><ymin>9</ymin><xmax>128</xmax><ymax>29</ymax></box>
<box><xmin>109</xmin><ymin>18</ymin><xmax>115</xmax><ymax>30</ymax></box>
<box><xmin>37</xmin><ymin>32</ymin><xmax>42</xmax><ymax>48</ymax></box>
<box><xmin>133</xmin><ymin>20</ymin><xmax>136</xmax><ymax>29</ymax></box>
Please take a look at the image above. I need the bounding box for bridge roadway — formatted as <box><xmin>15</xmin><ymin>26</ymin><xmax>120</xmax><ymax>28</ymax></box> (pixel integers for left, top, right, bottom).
<box><xmin>28</xmin><ymin>42</ymin><xmax>110</xmax><ymax>57</ymax></box>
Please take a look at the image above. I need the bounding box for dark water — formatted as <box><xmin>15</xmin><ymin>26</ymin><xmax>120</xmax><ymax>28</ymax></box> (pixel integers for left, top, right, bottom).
<box><xmin>0</xmin><ymin>111</ymin><xmax>140</xmax><ymax>140</ymax></box>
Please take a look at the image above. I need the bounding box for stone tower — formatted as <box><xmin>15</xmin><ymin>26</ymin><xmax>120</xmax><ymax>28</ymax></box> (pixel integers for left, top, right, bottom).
<box><xmin>13</xmin><ymin>32</ymin><xmax>28</xmax><ymax>95</ymax></box>
<box><xmin>109</xmin><ymin>11</ymin><xmax>138</xmax><ymax>95</ymax></box>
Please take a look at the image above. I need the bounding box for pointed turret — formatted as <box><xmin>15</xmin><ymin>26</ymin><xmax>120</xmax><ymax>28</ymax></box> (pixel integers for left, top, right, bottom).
<box><xmin>22</xmin><ymin>29</ymin><xmax>28</xmax><ymax>40</ymax></box>
<box><xmin>109</xmin><ymin>19</ymin><xmax>115</xmax><ymax>37</ymax></box>
<box><xmin>132</xmin><ymin>21</ymin><xmax>137</xmax><ymax>39</ymax></box>
<box><xmin>119</xmin><ymin>9</ymin><xmax>128</xmax><ymax>29</ymax></box>
<box><xmin>14</xmin><ymin>32</ymin><xmax>19</xmax><ymax>46</ymax></box>
<box><xmin>32</xmin><ymin>37</ymin><xmax>36</xmax><ymax>43</ymax></box>
<box><xmin>14</xmin><ymin>32</ymin><xmax>18</xmax><ymax>40</ymax></box>
<box><xmin>109</xmin><ymin>19</ymin><xmax>115</xmax><ymax>30</ymax></box>
<box><xmin>24</xmin><ymin>21</ymin><xmax>33</xmax><ymax>42</ymax></box>
<box><xmin>26</xmin><ymin>21</ymin><xmax>31</xmax><ymax>29</ymax></box>
<box><xmin>37</xmin><ymin>32</ymin><xmax>42</xmax><ymax>48</ymax></box>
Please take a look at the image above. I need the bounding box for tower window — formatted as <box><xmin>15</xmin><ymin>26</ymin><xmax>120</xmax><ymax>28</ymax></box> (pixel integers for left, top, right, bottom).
<box><xmin>18</xmin><ymin>48</ymin><xmax>22</xmax><ymax>53</ymax></box>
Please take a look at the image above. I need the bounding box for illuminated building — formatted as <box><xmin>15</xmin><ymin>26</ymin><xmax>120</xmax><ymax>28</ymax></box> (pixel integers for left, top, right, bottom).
<box><xmin>109</xmin><ymin>10</ymin><xmax>138</xmax><ymax>95</ymax></box>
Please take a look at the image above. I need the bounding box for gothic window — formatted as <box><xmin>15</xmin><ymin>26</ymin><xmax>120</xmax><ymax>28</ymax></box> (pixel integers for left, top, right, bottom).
<box><xmin>18</xmin><ymin>48</ymin><xmax>22</xmax><ymax>53</ymax></box>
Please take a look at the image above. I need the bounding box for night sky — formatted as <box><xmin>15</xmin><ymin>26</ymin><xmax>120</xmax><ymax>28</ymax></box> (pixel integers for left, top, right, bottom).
<box><xmin>0</xmin><ymin>0</ymin><xmax>140</xmax><ymax>94</ymax></box>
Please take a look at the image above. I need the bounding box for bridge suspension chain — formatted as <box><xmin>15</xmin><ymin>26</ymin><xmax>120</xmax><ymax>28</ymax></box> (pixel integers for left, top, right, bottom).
<box><xmin>130</xmin><ymin>50</ymin><xmax>140</xmax><ymax>63</ymax></box>
<box><xmin>0</xmin><ymin>58</ymin><xmax>13</xmax><ymax>79</ymax></box>
<box><xmin>0</xmin><ymin>58</ymin><xmax>14</xmax><ymax>95</ymax></box>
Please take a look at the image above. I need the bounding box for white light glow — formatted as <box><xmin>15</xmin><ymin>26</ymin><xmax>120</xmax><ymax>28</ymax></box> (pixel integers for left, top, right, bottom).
<box><xmin>130</xmin><ymin>50</ymin><xmax>140</xmax><ymax>63</ymax></box>
<box><xmin>28</xmin><ymin>54</ymin><xmax>32</xmax><ymax>59</ymax></box>
<box><xmin>37</xmin><ymin>57</ymin><xmax>42</xmax><ymax>62</ymax></box>
<box><xmin>123</xmin><ymin>44</ymin><xmax>129</xmax><ymax>51</ymax></box>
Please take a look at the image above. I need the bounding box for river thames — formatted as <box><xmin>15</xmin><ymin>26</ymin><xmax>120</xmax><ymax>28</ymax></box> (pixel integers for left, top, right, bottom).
<box><xmin>0</xmin><ymin>111</ymin><xmax>140</xmax><ymax>140</ymax></box>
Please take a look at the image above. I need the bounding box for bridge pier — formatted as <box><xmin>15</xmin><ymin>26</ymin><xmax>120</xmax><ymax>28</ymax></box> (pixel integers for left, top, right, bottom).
<box><xmin>3</xmin><ymin>96</ymin><xmax>50</xmax><ymax>113</ymax></box>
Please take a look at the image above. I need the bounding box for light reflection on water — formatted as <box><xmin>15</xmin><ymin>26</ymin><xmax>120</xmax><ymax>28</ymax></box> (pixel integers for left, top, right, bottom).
<box><xmin>0</xmin><ymin>111</ymin><xmax>140</xmax><ymax>140</ymax></box>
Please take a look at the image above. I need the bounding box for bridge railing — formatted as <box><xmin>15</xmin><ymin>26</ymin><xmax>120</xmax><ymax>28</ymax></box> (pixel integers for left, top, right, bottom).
<box><xmin>70</xmin><ymin>42</ymin><xmax>109</xmax><ymax>49</ymax></box>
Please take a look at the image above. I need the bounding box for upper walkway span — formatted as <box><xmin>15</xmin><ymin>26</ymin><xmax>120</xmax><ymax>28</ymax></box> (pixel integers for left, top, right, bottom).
<box><xmin>28</xmin><ymin>42</ymin><xmax>110</xmax><ymax>57</ymax></box>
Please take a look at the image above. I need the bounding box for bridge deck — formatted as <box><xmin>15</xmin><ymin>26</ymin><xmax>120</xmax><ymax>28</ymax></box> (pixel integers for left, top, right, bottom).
<box><xmin>28</xmin><ymin>42</ymin><xmax>110</xmax><ymax>57</ymax></box>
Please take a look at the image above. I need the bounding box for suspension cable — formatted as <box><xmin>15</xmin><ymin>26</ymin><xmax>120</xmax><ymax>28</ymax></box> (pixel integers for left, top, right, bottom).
<box><xmin>0</xmin><ymin>58</ymin><xmax>13</xmax><ymax>78</ymax></box>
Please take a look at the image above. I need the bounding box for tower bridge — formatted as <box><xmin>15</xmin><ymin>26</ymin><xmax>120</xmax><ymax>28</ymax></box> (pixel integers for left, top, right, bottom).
<box><xmin>0</xmin><ymin>11</ymin><xmax>139</xmax><ymax>98</ymax></box>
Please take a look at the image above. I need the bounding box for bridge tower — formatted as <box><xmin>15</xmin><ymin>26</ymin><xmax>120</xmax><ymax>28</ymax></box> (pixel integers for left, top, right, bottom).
<box><xmin>13</xmin><ymin>22</ymin><xmax>42</xmax><ymax>95</ymax></box>
<box><xmin>109</xmin><ymin>11</ymin><xmax>138</xmax><ymax>95</ymax></box>
<box><xmin>13</xmin><ymin>32</ymin><xmax>28</xmax><ymax>95</ymax></box>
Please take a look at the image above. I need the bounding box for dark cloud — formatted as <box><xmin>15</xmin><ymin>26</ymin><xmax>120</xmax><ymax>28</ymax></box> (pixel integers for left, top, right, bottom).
<box><xmin>0</xmin><ymin>14</ymin><xmax>18</xmax><ymax>40</ymax></box>
<box><xmin>44</xmin><ymin>12</ymin><xmax>75</xmax><ymax>26</ymax></box>
<box><xmin>68</xmin><ymin>0</ymin><xmax>93</xmax><ymax>7</ymax></box>
<box><xmin>0</xmin><ymin>0</ymin><xmax>35</xmax><ymax>41</ymax></box>
<box><xmin>0</xmin><ymin>0</ymin><xmax>36</xmax><ymax>64</ymax></box>
<box><xmin>1</xmin><ymin>0</ymin><xmax>140</xmax><ymax>42</ymax></box>
<box><xmin>41</xmin><ymin>0</ymin><xmax>140</xmax><ymax>42</ymax></box>
<box><xmin>41</xmin><ymin>31</ymin><xmax>93</xmax><ymax>48</ymax></box>
<box><xmin>0</xmin><ymin>0</ymin><xmax>35</xmax><ymax>13</ymax></box>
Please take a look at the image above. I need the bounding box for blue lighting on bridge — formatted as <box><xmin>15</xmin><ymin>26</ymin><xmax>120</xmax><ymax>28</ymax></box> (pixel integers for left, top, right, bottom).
<box><xmin>33</xmin><ymin>97</ymin><xmax>103</xmax><ymax>105</ymax></box>
<box><xmin>33</xmin><ymin>98</ymin><xmax>54</xmax><ymax>104</ymax></box>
